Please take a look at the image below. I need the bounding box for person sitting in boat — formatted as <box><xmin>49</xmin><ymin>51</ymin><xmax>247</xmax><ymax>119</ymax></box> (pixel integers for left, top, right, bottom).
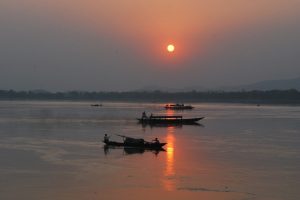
<box><xmin>150</xmin><ymin>113</ymin><xmax>153</xmax><ymax>118</ymax></box>
<box><xmin>152</xmin><ymin>138</ymin><xmax>160</xmax><ymax>144</ymax></box>
<box><xmin>142</xmin><ymin>111</ymin><xmax>147</xmax><ymax>119</ymax></box>
<box><xmin>104</xmin><ymin>134</ymin><xmax>110</xmax><ymax>143</ymax></box>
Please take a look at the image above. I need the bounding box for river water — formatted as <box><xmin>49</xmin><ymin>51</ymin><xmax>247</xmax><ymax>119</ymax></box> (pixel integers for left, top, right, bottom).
<box><xmin>0</xmin><ymin>101</ymin><xmax>299</xmax><ymax>200</ymax></box>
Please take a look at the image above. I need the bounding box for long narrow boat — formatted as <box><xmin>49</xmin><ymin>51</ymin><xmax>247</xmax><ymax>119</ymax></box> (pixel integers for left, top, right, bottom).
<box><xmin>137</xmin><ymin>115</ymin><xmax>204</xmax><ymax>125</ymax></box>
<box><xmin>165</xmin><ymin>104</ymin><xmax>194</xmax><ymax>110</ymax></box>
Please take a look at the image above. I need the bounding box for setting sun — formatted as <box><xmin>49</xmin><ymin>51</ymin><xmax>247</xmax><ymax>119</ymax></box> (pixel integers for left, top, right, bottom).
<box><xmin>167</xmin><ymin>44</ymin><xmax>175</xmax><ymax>52</ymax></box>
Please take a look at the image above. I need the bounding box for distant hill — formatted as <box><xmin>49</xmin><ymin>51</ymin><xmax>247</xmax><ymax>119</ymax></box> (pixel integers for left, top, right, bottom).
<box><xmin>138</xmin><ymin>77</ymin><xmax>300</xmax><ymax>92</ymax></box>
<box><xmin>222</xmin><ymin>77</ymin><xmax>300</xmax><ymax>91</ymax></box>
<box><xmin>136</xmin><ymin>85</ymin><xmax>207</xmax><ymax>92</ymax></box>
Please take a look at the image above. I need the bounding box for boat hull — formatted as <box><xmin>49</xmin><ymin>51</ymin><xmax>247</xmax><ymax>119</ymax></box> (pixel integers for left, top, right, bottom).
<box><xmin>137</xmin><ymin>117</ymin><xmax>204</xmax><ymax>125</ymax></box>
<box><xmin>103</xmin><ymin>141</ymin><xmax>167</xmax><ymax>149</ymax></box>
<box><xmin>165</xmin><ymin>106</ymin><xmax>194</xmax><ymax>110</ymax></box>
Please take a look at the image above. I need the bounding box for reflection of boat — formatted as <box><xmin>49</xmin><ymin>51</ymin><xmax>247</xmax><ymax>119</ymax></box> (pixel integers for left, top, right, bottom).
<box><xmin>103</xmin><ymin>135</ymin><xmax>167</xmax><ymax>150</ymax></box>
<box><xmin>165</xmin><ymin>104</ymin><xmax>194</xmax><ymax>110</ymax></box>
<box><xmin>141</xmin><ymin>123</ymin><xmax>183</xmax><ymax>128</ymax></box>
<box><xmin>104</xmin><ymin>145</ymin><xmax>165</xmax><ymax>155</ymax></box>
<box><xmin>140</xmin><ymin>122</ymin><xmax>204</xmax><ymax>128</ymax></box>
<box><xmin>137</xmin><ymin>115</ymin><xmax>204</xmax><ymax>125</ymax></box>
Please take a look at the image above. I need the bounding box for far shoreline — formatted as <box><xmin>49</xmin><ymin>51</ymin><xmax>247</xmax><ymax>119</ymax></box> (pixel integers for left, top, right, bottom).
<box><xmin>1</xmin><ymin>89</ymin><xmax>300</xmax><ymax>106</ymax></box>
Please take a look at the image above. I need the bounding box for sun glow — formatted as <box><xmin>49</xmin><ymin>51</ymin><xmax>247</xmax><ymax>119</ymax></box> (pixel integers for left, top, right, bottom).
<box><xmin>163</xmin><ymin>126</ymin><xmax>176</xmax><ymax>191</ymax></box>
<box><xmin>167</xmin><ymin>44</ymin><xmax>175</xmax><ymax>52</ymax></box>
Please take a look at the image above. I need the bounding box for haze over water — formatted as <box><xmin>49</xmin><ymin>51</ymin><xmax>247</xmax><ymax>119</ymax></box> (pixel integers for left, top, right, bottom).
<box><xmin>0</xmin><ymin>101</ymin><xmax>299</xmax><ymax>200</ymax></box>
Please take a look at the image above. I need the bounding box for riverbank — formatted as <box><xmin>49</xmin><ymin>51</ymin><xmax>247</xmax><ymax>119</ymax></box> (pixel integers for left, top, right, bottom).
<box><xmin>1</xmin><ymin>89</ymin><xmax>300</xmax><ymax>105</ymax></box>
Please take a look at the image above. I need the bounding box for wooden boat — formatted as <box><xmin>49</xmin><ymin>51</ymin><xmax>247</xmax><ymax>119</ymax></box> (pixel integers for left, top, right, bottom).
<box><xmin>137</xmin><ymin>115</ymin><xmax>204</xmax><ymax>125</ymax></box>
<box><xmin>91</xmin><ymin>103</ymin><xmax>102</xmax><ymax>107</ymax></box>
<box><xmin>165</xmin><ymin>104</ymin><xmax>194</xmax><ymax>110</ymax></box>
<box><xmin>103</xmin><ymin>135</ymin><xmax>166</xmax><ymax>149</ymax></box>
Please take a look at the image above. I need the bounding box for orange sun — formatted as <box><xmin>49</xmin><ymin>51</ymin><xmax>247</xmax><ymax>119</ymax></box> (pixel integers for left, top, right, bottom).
<box><xmin>167</xmin><ymin>44</ymin><xmax>175</xmax><ymax>53</ymax></box>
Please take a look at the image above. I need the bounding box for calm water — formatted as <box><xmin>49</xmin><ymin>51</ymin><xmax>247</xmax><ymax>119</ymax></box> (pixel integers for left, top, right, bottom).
<box><xmin>0</xmin><ymin>101</ymin><xmax>299</xmax><ymax>200</ymax></box>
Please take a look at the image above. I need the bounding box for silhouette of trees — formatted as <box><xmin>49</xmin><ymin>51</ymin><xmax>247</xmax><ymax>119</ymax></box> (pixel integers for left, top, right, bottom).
<box><xmin>0</xmin><ymin>89</ymin><xmax>300</xmax><ymax>104</ymax></box>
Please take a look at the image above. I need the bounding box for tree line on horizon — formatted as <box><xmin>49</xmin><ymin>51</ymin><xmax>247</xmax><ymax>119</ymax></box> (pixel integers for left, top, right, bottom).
<box><xmin>0</xmin><ymin>89</ymin><xmax>300</xmax><ymax>104</ymax></box>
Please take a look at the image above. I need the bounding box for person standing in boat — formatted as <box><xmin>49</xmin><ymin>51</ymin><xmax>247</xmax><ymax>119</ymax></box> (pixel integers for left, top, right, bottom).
<box><xmin>153</xmin><ymin>138</ymin><xmax>160</xmax><ymax>144</ymax></box>
<box><xmin>142</xmin><ymin>111</ymin><xmax>147</xmax><ymax>119</ymax></box>
<box><xmin>104</xmin><ymin>134</ymin><xmax>110</xmax><ymax>143</ymax></box>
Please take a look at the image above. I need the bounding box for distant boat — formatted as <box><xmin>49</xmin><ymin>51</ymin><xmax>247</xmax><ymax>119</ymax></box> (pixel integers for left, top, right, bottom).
<box><xmin>137</xmin><ymin>114</ymin><xmax>204</xmax><ymax>125</ymax></box>
<box><xmin>164</xmin><ymin>104</ymin><xmax>194</xmax><ymax>110</ymax></box>
<box><xmin>91</xmin><ymin>104</ymin><xmax>102</xmax><ymax>107</ymax></box>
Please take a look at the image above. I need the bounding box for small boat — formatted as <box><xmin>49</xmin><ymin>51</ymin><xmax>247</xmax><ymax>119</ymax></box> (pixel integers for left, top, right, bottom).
<box><xmin>91</xmin><ymin>104</ymin><xmax>102</xmax><ymax>107</ymax></box>
<box><xmin>165</xmin><ymin>104</ymin><xmax>194</xmax><ymax>110</ymax></box>
<box><xmin>103</xmin><ymin>135</ymin><xmax>166</xmax><ymax>150</ymax></box>
<box><xmin>137</xmin><ymin>115</ymin><xmax>204</xmax><ymax>125</ymax></box>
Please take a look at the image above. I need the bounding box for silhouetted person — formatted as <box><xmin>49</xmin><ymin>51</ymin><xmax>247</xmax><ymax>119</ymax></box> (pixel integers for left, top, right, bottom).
<box><xmin>153</xmin><ymin>138</ymin><xmax>159</xmax><ymax>144</ymax></box>
<box><xmin>142</xmin><ymin>111</ymin><xmax>147</xmax><ymax>119</ymax></box>
<box><xmin>104</xmin><ymin>134</ymin><xmax>110</xmax><ymax>143</ymax></box>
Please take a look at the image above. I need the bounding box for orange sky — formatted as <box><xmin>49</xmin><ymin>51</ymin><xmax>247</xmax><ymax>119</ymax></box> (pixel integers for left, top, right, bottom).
<box><xmin>5</xmin><ymin>0</ymin><xmax>299</xmax><ymax>59</ymax></box>
<box><xmin>1</xmin><ymin>0</ymin><xmax>300</xmax><ymax>90</ymax></box>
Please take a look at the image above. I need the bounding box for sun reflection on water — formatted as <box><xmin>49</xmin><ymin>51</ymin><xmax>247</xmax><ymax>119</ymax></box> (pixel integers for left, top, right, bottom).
<box><xmin>163</xmin><ymin>126</ymin><xmax>176</xmax><ymax>191</ymax></box>
<box><xmin>166</xmin><ymin>108</ymin><xmax>175</xmax><ymax>116</ymax></box>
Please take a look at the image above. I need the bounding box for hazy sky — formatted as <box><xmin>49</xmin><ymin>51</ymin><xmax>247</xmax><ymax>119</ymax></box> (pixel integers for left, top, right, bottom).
<box><xmin>1</xmin><ymin>0</ymin><xmax>300</xmax><ymax>91</ymax></box>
